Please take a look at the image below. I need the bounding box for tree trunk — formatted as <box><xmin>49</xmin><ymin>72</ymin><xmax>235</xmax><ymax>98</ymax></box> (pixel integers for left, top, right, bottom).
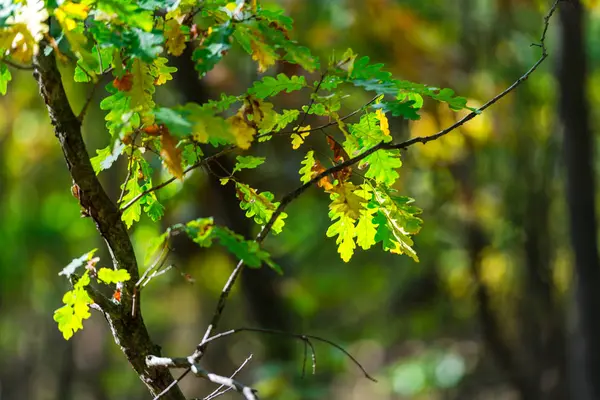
<box><xmin>558</xmin><ymin>2</ymin><xmax>600</xmax><ymax>399</ymax></box>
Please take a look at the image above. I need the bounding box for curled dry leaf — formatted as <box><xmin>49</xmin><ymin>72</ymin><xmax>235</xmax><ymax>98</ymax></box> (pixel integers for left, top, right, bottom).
<box><xmin>327</xmin><ymin>136</ymin><xmax>352</xmax><ymax>182</ymax></box>
<box><xmin>312</xmin><ymin>159</ymin><xmax>334</xmax><ymax>191</ymax></box>
<box><xmin>160</xmin><ymin>129</ymin><xmax>184</xmax><ymax>180</ymax></box>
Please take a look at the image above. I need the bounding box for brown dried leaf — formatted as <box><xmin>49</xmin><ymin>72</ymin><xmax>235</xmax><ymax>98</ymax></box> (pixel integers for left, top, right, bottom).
<box><xmin>160</xmin><ymin>129</ymin><xmax>184</xmax><ymax>180</ymax></box>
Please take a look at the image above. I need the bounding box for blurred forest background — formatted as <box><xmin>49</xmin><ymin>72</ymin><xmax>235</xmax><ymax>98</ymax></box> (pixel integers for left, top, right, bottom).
<box><xmin>2</xmin><ymin>0</ymin><xmax>600</xmax><ymax>399</ymax></box>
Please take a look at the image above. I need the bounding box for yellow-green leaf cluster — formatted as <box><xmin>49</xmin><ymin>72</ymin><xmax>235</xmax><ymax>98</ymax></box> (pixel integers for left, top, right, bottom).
<box><xmin>233</xmin><ymin>182</ymin><xmax>287</xmax><ymax>234</ymax></box>
<box><xmin>53</xmin><ymin>271</ymin><xmax>92</xmax><ymax>340</ymax></box>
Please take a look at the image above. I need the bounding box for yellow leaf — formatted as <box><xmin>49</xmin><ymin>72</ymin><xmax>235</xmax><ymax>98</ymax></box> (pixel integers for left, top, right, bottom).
<box><xmin>291</xmin><ymin>125</ymin><xmax>310</xmax><ymax>149</ymax></box>
<box><xmin>165</xmin><ymin>19</ymin><xmax>186</xmax><ymax>56</ymax></box>
<box><xmin>130</xmin><ymin>59</ymin><xmax>155</xmax><ymax>125</ymax></box>
<box><xmin>329</xmin><ymin>182</ymin><xmax>366</xmax><ymax>220</ymax></box>
<box><xmin>250</xmin><ymin>39</ymin><xmax>277</xmax><ymax>73</ymax></box>
<box><xmin>0</xmin><ymin>24</ymin><xmax>37</xmax><ymax>63</ymax></box>
<box><xmin>376</xmin><ymin>109</ymin><xmax>390</xmax><ymax>136</ymax></box>
<box><xmin>228</xmin><ymin>113</ymin><xmax>256</xmax><ymax>150</ymax></box>
<box><xmin>61</xmin><ymin>2</ymin><xmax>89</xmax><ymax>19</ymax></box>
<box><xmin>0</xmin><ymin>0</ymin><xmax>49</xmax><ymax>63</ymax></box>
<box><xmin>160</xmin><ymin>130</ymin><xmax>184</xmax><ymax>180</ymax></box>
<box><xmin>54</xmin><ymin>3</ymin><xmax>90</xmax><ymax>63</ymax></box>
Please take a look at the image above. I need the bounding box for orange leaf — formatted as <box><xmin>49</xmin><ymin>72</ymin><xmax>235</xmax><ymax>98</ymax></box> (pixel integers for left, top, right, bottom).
<box><xmin>112</xmin><ymin>289</ymin><xmax>122</xmax><ymax>303</ymax></box>
<box><xmin>312</xmin><ymin>159</ymin><xmax>334</xmax><ymax>191</ymax></box>
<box><xmin>160</xmin><ymin>129</ymin><xmax>184</xmax><ymax>180</ymax></box>
<box><xmin>113</xmin><ymin>73</ymin><xmax>133</xmax><ymax>91</ymax></box>
<box><xmin>143</xmin><ymin>124</ymin><xmax>164</xmax><ymax>136</ymax></box>
<box><xmin>327</xmin><ymin>137</ymin><xmax>352</xmax><ymax>182</ymax></box>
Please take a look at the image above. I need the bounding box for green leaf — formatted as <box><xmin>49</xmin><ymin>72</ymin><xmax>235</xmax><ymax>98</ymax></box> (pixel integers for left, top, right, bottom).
<box><xmin>151</xmin><ymin>57</ymin><xmax>177</xmax><ymax>85</ymax></box>
<box><xmin>360</xmin><ymin>149</ymin><xmax>402</xmax><ymax>186</ymax></box>
<box><xmin>356</xmin><ymin>208</ymin><xmax>378</xmax><ymax>250</ymax></box>
<box><xmin>233</xmin><ymin>155</ymin><xmax>266</xmax><ymax>173</ymax></box>
<box><xmin>255</xmin><ymin>22</ymin><xmax>319</xmax><ymax>72</ymax></box>
<box><xmin>120</xmin><ymin>162</ymin><xmax>143</xmax><ymax>228</ymax></box>
<box><xmin>54</xmin><ymin>271</ymin><xmax>93</xmax><ymax>340</ymax></box>
<box><xmin>350</xmin><ymin>56</ymin><xmax>392</xmax><ymax>81</ymax></box>
<box><xmin>182</xmin><ymin>143</ymin><xmax>203</xmax><ymax>167</ymax></box>
<box><xmin>258</xmin><ymin>109</ymin><xmax>300</xmax><ymax>139</ymax></box>
<box><xmin>212</xmin><ymin>226</ymin><xmax>264</xmax><ymax>268</ymax></box>
<box><xmin>100</xmin><ymin>85</ymin><xmax>140</xmax><ymax>137</ymax></box>
<box><xmin>74</xmin><ymin>65</ymin><xmax>92</xmax><ymax>83</ymax></box>
<box><xmin>129</xmin><ymin>29</ymin><xmax>164</xmax><ymax>61</ymax></box>
<box><xmin>346</xmin><ymin>112</ymin><xmax>390</xmax><ymax>153</ymax></box>
<box><xmin>193</xmin><ymin>23</ymin><xmax>234</xmax><ymax>77</ymax></box>
<box><xmin>90</xmin><ymin>141</ymin><xmax>125</xmax><ymax>174</ymax></box>
<box><xmin>372</xmin><ymin>101</ymin><xmax>420</xmax><ymax>120</ymax></box>
<box><xmin>248</xmin><ymin>74</ymin><xmax>306</xmax><ymax>99</ymax></box>
<box><xmin>184</xmin><ymin>219</ymin><xmax>281</xmax><ymax>273</ymax></box>
<box><xmin>299</xmin><ymin>150</ymin><xmax>315</xmax><ymax>184</ymax></box>
<box><xmin>155</xmin><ymin>107</ymin><xmax>193</xmax><ymax>136</ymax></box>
<box><xmin>58</xmin><ymin>249</ymin><xmax>98</xmax><ymax>278</ymax></box>
<box><xmin>143</xmin><ymin>196</ymin><xmax>164</xmax><ymax>222</ymax></box>
<box><xmin>372</xmin><ymin>189</ymin><xmax>423</xmax><ymax>261</ymax></box>
<box><xmin>97</xmin><ymin>268</ymin><xmax>131</xmax><ymax>284</ymax></box>
<box><xmin>186</xmin><ymin>218</ymin><xmax>215</xmax><ymax>247</ymax></box>
<box><xmin>352</xmin><ymin>78</ymin><xmax>399</xmax><ymax>96</ymax></box>
<box><xmin>96</xmin><ymin>0</ymin><xmax>155</xmax><ymax>31</ymax></box>
<box><xmin>235</xmin><ymin>182</ymin><xmax>287</xmax><ymax>234</ymax></box>
<box><xmin>0</xmin><ymin>62</ymin><xmax>11</xmax><ymax>95</ymax></box>
<box><xmin>431</xmin><ymin>88</ymin><xmax>468</xmax><ymax>111</ymax></box>
<box><xmin>257</xmin><ymin>7</ymin><xmax>293</xmax><ymax>31</ymax></box>
<box><xmin>326</xmin><ymin>213</ymin><xmax>356</xmax><ymax>262</ymax></box>
<box><xmin>91</xmin><ymin>23</ymin><xmax>163</xmax><ymax>62</ymax></box>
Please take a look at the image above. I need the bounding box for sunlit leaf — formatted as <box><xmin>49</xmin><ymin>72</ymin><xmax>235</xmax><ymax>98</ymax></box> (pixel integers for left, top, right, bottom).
<box><xmin>248</xmin><ymin>73</ymin><xmax>306</xmax><ymax>99</ymax></box>
<box><xmin>97</xmin><ymin>268</ymin><xmax>131</xmax><ymax>284</ymax></box>
<box><xmin>233</xmin><ymin>155</ymin><xmax>266</xmax><ymax>173</ymax></box>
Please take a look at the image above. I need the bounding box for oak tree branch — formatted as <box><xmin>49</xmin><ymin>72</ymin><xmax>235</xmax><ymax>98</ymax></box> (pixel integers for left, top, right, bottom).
<box><xmin>33</xmin><ymin>43</ymin><xmax>185</xmax><ymax>400</ymax></box>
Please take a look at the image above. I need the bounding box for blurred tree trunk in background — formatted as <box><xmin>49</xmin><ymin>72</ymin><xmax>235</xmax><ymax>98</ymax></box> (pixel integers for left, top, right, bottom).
<box><xmin>558</xmin><ymin>1</ymin><xmax>600</xmax><ymax>399</ymax></box>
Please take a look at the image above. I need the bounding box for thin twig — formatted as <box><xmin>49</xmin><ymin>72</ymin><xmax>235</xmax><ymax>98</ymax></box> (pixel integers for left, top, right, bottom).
<box><xmin>295</xmin><ymin>72</ymin><xmax>326</xmax><ymax>131</ymax></box>
<box><xmin>203</xmin><ymin>354</ymin><xmax>254</xmax><ymax>400</ymax></box>
<box><xmin>152</xmin><ymin>368</ymin><xmax>191</xmax><ymax>400</ymax></box>
<box><xmin>306</xmin><ymin>337</ymin><xmax>317</xmax><ymax>376</ymax></box>
<box><xmin>120</xmin><ymin>145</ymin><xmax>236</xmax><ymax>211</ymax></box>
<box><xmin>78</xmin><ymin>79</ymin><xmax>102</xmax><ymax>121</ymax></box>
<box><xmin>117</xmin><ymin>139</ymin><xmax>137</xmax><ymax>205</ymax></box>
<box><xmin>197</xmin><ymin>328</ymin><xmax>376</xmax><ymax>382</ymax></box>
<box><xmin>1</xmin><ymin>57</ymin><xmax>35</xmax><ymax>70</ymax></box>
<box><xmin>141</xmin><ymin>265</ymin><xmax>174</xmax><ymax>287</ymax></box>
<box><xmin>255</xmin><ymin>95</ymin><xmax>379</xmax><ymax>140</ymax></box>
<box><xmin>147</xmin><ymin>356</ymin><xmax>258</xmax><ymax>400</ymax></box>
<box><xmin>192</xmin><ymin>365</ymin><xmax>258</xmax><ymax>400</ymax></box>
<box><xmin>136</xmin><ymin>242</ymin><xmax>170</xmax><ymax>287</ymax></box>
<box><xmin>192</xmin><ymin>259</ymin><xmax>245</xmax><ymax>360</ymax></box>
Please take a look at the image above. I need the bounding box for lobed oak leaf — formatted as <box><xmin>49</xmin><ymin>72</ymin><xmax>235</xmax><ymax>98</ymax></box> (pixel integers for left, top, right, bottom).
<box><xmin>164</xmin><ymin>19</ymin><xmax>186</xmax><ymax>56</ymax></box>
<box><xmin>291</xmin><ymin>125</ymin><xmax>310</xmax><ymax>149</ymax></box>
<box><xmin>227</xmin><ymin>113</ymin><xmax>256</xmax><ymax>150</ymax></box>
<box><xmin>376</xmin><ymin>109</ymin><xmax>390</xmax><ymax>136</ymax></box>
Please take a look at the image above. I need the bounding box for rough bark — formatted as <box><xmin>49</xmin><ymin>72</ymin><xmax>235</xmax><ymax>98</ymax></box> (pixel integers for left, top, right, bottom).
<box><xmin>33</xmin><ymin>45</ymin><xmax>185</xmax><ymax>400</ymax></box>
<box><xmin>557</xmin><ymin>2</ymin><xmax>600</xmax><ymax>399</ymax></box>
